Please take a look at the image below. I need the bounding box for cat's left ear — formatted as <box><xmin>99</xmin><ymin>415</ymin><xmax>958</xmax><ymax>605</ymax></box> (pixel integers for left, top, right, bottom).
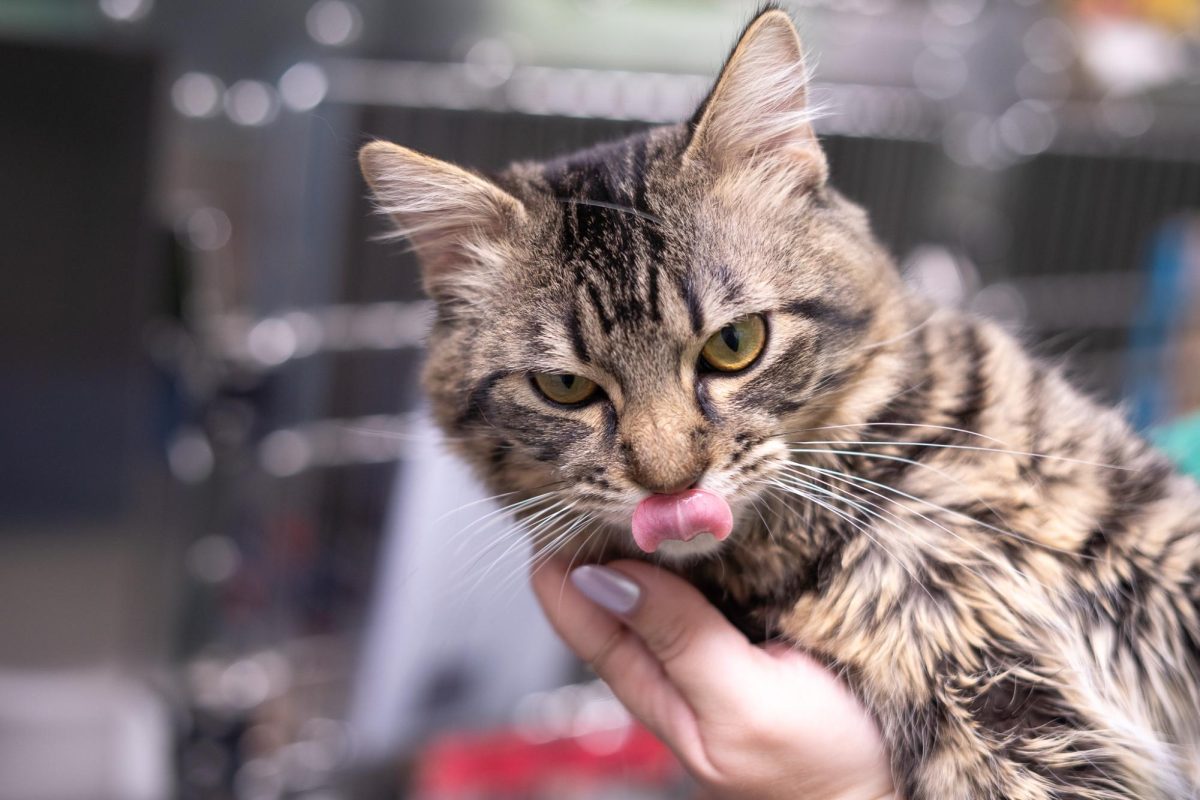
<box><xmin>685</xmin><ymin>8</ymin><xmax>827</xmax><ymax>187</ymax></box>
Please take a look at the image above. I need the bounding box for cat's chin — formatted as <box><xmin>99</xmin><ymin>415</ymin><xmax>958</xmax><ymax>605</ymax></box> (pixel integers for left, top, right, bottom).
<box><xmin>651</xmin><ymin>532</ymin><xmax>725</xmax><ymax>563</ymax></box>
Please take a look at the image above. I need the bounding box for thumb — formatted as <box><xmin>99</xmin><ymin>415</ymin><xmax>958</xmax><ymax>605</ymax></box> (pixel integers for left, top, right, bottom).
<box><xmin>573</xmin><ymin>560</ymin><xmax>756</xmax><ymax>713</ymax></box>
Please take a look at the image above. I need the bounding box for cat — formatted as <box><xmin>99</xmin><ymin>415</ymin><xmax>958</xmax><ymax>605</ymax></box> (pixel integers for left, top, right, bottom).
<box><xmin>358</xmin><ymin>7</ymin><xmax>1200</xmax><ymax>798</ymax></box>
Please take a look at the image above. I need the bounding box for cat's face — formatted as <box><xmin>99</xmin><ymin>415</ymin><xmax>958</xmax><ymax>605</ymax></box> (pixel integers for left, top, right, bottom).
<box><xmin>361</xmin><ymin>10</ymin><xmax>905</xmax><ymax>562</ymax></box>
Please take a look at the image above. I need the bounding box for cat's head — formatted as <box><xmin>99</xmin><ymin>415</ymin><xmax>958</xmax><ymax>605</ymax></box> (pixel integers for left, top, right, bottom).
<box><xmin>360</xmin><ymin>8</ymin><xmax>908</xmax><ymax>563</ymax></box>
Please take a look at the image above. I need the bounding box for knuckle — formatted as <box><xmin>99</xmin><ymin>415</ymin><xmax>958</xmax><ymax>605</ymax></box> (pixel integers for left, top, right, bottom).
<box><xmin>586</xmin><ymin>628</ymin><xmax>629</xmax><ymax>676</ymax></box>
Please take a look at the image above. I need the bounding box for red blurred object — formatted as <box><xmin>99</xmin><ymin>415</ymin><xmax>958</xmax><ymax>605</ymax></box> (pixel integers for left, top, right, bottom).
<box><xmin>412</xmin><ymin>722</ymin><xmax>681</xmax><ymax>798</ymax></box>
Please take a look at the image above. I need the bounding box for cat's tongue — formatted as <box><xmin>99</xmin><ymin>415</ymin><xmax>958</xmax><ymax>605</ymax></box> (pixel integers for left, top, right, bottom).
<box><xmin>631</xmin><ymin>489</ymin><xmax>733</xmax><ymax>554</ymax></box>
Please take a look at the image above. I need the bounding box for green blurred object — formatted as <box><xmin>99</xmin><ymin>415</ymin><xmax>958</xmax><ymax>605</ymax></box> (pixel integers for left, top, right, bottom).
<box><xmin>0</xmin><ymin>0</ymin><xmax>99</xmax><ymax>37</ymax></box>
<box><xmin>1154</xmin><ymin>413</ymin><xmax>1200</xmax><ymax>479</ymax></box>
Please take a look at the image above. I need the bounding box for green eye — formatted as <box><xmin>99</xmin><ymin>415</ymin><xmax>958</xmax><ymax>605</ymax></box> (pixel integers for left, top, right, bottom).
<box><xmin>700</xmin><ymin>314</ymin><xmax>767</xmax><ymax>372</ymax></box>
<box><xmin>532</xmin><ymin>373</ymin><xmax>598</xmax><ymax>405</ymax></box>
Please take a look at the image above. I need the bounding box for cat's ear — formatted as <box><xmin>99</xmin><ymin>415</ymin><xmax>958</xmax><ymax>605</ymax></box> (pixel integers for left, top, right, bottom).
<box><xmin>358</xmin><ymin>140</ymin><xmax>525</xmax><ymax>297</ymax></box>
<box><xmin>685</xmin><ymin>8</ymin><xmax>826</xmax><ymax>186</ymax></box>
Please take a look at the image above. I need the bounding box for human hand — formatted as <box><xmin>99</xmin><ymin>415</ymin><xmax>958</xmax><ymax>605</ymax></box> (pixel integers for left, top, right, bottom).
<box><xmin>530</xmin><ymin>559</ymin><xmax>895</xmax><ymax>800</ymax></box>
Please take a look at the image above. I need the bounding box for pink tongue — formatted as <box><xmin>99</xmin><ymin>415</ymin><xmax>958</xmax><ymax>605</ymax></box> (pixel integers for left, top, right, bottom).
<box><xmin>631</xmin><ymin>489</ymin><xmax>734</xmax><ymax>554</ymax></box>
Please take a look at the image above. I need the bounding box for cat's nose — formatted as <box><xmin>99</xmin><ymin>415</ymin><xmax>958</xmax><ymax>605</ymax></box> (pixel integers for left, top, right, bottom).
<box><xmin>627</xmin><ymin>455</ymin><xmax>708</xmax><ymax>496</ymax></box>
<box><xmin>619</xmin><ymin>399</ymin><xmax>709</xmax><ymax>497</ymax></box>
<box><xmin>639</xmin><ymin>473</ymin><xmax>703</xmax><ymax>496</ymax></box>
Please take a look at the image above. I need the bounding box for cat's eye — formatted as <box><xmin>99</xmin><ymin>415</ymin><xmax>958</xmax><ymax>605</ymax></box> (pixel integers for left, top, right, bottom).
<box><xmin>700</xmin><ymin>314</ymin><xmax>767</xmax><ymax>372</ymax></box>
<box><xmin>532</xmin><ymin>373</ymin><xmax>599</xmax><ymax>405</ymax></box>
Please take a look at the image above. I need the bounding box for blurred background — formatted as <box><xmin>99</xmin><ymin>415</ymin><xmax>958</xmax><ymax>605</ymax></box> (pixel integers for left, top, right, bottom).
<box><xmin>1</xmin><ymin>0</ymin><xmax>1198</xmax><ymax>798</ymax></box>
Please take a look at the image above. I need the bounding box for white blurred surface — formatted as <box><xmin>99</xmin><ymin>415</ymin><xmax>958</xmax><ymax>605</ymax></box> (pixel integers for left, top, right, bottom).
<box><xmin>0</xmin><ymin>671</ymin><xmax>169</xmax><ymax>800</ymax></box>
<box><xmin>349</xmin><ymin>410</ymin><xmax>572</xmax><ymax>759</ymax></box>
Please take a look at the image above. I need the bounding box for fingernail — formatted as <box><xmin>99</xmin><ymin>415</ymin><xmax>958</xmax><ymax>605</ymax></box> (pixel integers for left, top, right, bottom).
<box><xmin>570</xmin><ymin>565</ymin><xmax>641</xmax><ymax>616</ymax></box>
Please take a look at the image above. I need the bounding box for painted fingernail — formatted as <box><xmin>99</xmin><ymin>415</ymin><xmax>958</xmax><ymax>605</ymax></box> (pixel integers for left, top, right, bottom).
<box><xmin>570</xmin><ymin>565</ymin><xmax>641</xmax><ymax>616</ymax></box>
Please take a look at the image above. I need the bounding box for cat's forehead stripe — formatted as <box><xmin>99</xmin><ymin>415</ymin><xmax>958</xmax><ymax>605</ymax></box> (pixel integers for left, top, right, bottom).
<box><xmin>566</xmin><ymin>305</ymin><xmax>590</xmax><ymax>364</ymax></box>
<box><xmin>537</xmin><ymin>129</ymin><xmax>679</xmax><ymax>339</ymax></box>
<box><xmin>679</xmin><ymin>273</ymin><xmax>705</xmax><ymax>334</ymax></box>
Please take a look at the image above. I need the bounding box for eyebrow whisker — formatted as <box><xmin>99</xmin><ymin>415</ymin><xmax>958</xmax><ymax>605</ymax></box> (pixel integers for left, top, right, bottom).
<box><xmin>555</xmin><ymin>197</ymin><xmax>663</xmax><ymax>225</ymax></box>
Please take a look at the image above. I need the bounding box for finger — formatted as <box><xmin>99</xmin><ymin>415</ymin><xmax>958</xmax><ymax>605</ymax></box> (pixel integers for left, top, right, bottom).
<box><xmin>599</xmin><ymin>561</ymin><xmax>759</xmax><ymax>712</ymax></box>
<box><xmin>529</xmin><ymin>559</ymin><xmax>708</xmax><ymax>763</ymax></box>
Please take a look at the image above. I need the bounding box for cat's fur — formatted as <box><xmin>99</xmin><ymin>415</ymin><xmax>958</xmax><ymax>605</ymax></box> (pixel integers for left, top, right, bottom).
<box><xmin>359</xmin><ymin>8</ymin><xmax>1200</xmax><ymax>798</ymax></box>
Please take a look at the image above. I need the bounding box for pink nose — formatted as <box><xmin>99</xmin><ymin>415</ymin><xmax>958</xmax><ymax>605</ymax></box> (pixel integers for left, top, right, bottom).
<box><xmin>631</xmin><ymin>489</ymin><xmax>734</xmax><ymax>554</ymax></box>
<box><xmin>642</xmin><ymin>476</ymin><xmax>699</xmax><ymax>495</ymax></box>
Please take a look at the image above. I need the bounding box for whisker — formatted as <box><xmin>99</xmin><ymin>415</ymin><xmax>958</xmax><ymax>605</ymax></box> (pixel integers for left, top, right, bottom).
<box><xmin>785</xmin><ymin>445</ymin><xmax>991</xmax><ymax>498</ymax></box>
<box><xmin>556</xmin><ymin>517</ymin><xmax>607</xmax><ymax>605</ymax></box>
<box><xmin>783</xmin><ymin>464</ymin><xmax>986</xmax><ymax>551</ymax></box>
<box><xmin>464</xmin><ymin>500</ymin><xmax>568</xmax><ymax>573</ymax></box>
<box><xmin>519</xmin><ymin>514</ymin><xmax>598</xmax><ymax>592</ymax></box>
<box><xmin>448</xmin><ymin>491</ymin><xmax>563</xmax><ymax>557</ymax></box>
<box><xmin>853</xmin><ymin>312</ymin><xmax>932</xmax><ymax>353</ymax></box>
<box><xmin>447</xmin><ymin>522</ymin><xmax>534</xmax><ymax>597</ymax></box>
<box><xmin>467</xmin><ymin>502</ymin><xmax>577</xmax><ymax>597</ymax></box>
<box><xmin>554</xmin><ymin>196</ymin><xmax>663</xmax><ymax>225</ymax></box>
<box><xmin>790</xmin><ymin>460</ymin><xmax>1090</xmax><ymax>560</ymax></box>
<box><xmin>762</xmin><ymin>478</ymin><xmax>935</xmax><ymax>602</ymax></box>
<box><xmin>745</xmin><ymin>494</ymin><xmax>777</xmax><ymax>547</ymax></box>
<box><xmin>779</xmin><ymin>465</ymin><xmax>1050</xmax><ymax>594</ymax></box>
<box><xmin>500</xmin><ymin>512</ymin><xmax>599</xmax><ymax>601</ymax></box>
<box><xmin>784</xmin><ymin>422</ymin><xmax>1009</xmax><ymax>446</ymax></box>
<box><xmin>770</xmin><ymin>473</ymin><xmax>964</xmax><ymax>590</ymax></box>
<box><xmin>554</xmin><ymin>538</ymin><xmax>593</xmax><ymax>607</ymax></box>
<box><xmin>436</xmin><ymin>481</ymin><xmax>564</xmax><ymax>526</ymax></box>
<box><xmin>786</xmin><ymin>440</ymin><xmax>1128</xmax><ymax>471</ymax></box>
<box><xmin>340</xmin><ymin>425</ymin><xmax>464</xmax><ymax>444</ymax></box>
<box><xmin>783</xmin><ymin>442</ymin><xmax>1021</xmax><ymax>539</ymax></box>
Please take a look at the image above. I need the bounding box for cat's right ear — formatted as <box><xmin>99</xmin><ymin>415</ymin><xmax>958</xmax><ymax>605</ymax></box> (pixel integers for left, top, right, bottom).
<box><xmin>685</xmin><ymin>8</ymin><xmax>827</xmax><ymax>188</ymax></box>
<box><xmin>358</xmin><ymin>140</ymin><xmax>525</xmax><ymax>297</ymax></box>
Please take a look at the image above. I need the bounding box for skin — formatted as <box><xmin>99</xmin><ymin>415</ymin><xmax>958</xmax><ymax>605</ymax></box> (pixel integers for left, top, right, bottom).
<box><xmin>531</xmin><ymin>558</ymin><xmax>896</xmax><ymax>800</ymax></box>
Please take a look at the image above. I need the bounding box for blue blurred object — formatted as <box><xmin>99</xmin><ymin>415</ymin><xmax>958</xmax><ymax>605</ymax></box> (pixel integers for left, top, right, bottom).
<box><xmin>1153</xmin><ymin>413</ymin><xmax>1200</xmax><ymax>480</ymax></box>
<box><xmin>1126</xmin><ymin>218</ymin><xmax>1196</xmax><ymax>430</ymax></box>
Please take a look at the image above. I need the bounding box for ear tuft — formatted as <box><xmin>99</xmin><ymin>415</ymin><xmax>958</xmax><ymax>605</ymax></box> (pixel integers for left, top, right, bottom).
<box><xmin>687</xmin><ymin>9</ymin><xmax>826</xmax><ymax>185</ymax></box>
<box><xmin>358</xmin><ymin>141</ymin><xmax>525</xmax><ymax>298</ymax></box>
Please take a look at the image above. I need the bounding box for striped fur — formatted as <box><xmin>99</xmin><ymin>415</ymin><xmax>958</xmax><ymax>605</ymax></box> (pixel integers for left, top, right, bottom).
<box><xmin>360</xmin><ymin>7</ymin><xmax>1200</xmax><ymax>798</ymax></box>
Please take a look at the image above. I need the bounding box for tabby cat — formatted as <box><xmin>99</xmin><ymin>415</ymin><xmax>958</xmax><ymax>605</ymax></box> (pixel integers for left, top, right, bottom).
<box><xmin>358</xmin><ymin>8</ymin><xmax>1200</xmax><ymax>798</ymax></box>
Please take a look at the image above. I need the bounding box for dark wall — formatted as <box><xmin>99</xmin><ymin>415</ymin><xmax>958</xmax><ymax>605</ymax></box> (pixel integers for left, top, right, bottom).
<box><xmin>0</xmin><ymin>39</ymin><xmax>157</xmax><ymax>521</ymax></box>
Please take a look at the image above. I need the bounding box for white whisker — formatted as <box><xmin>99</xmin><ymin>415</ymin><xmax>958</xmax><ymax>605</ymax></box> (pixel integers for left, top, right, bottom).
<box><xmin>448</xmin><ymin>491</ymin><xmax>563</xmax><ymax>557</ymax></box>
<box><xmin>436</xmin><ymin>481</ymin><xmax>563</xmax><ymax>526</ymax></box>
<box><xmin>466</xmin><ymin>502</ymin><xmax>578</xmax><ymax>598</ymax></box>
<box><xmin>763</xmin><ymin>477</ymin><xmax>935</xmax><ymax>602</ymax></box>
<box><xmin>554</xmin><ymin>197</ymin><xmax>663</xmax><ymax>225</ymax></box>
<box><xmin>779</xmin><ymin>465</ymin><xmax>1052</xmax><ymax>595</ymax></box>
<box><xmin>787</xmin><ymin>440</ymin><xmax>1127</xmax><ymax>471</ymax></box>
<box><xmin>788</xmin><ymin>459</ymin><xmax>1088</xmax><ymax>560</ymax></box>
<box><xmin>787</xmin><ymin>422</ymin><xmax>1008</xmax><ymax>445</ymax></box>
